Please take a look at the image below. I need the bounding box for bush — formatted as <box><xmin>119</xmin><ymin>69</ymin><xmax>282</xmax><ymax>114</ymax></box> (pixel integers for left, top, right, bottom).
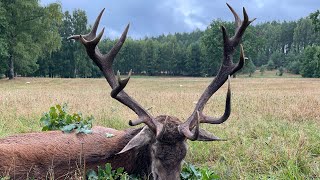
<box><xmin>266</xmin><ymin>59</ymin><xmax>275</xmax><ymax>70</ymax></box>
<box><xmin>278</xmin><ymin>66</ymin><xmax>284</xmax><ymax>76</ymax></box>
<box><xmin>300</xmin><ymin>46</ymin><xmax>320</xmax><ymax>78</ymax></box>
<box><xmin>269</xmin><ymin>51</ymin><xmax>284</xmax><ymax>68</ymax></box>
<box><xmin>40</xmin><ymin>103</ymin><xmax>94</xmax><ymax>134</ymax></box>
<box><xmin>241</xmin><ymin>58</ymin><xmax>256</xmax><ymax>77</ymax></box>
<box><xmin>260</xmin><ymin>65</ymin><xmax>266</xmax><ymax>76</ymax></box>
<box><xmin>287</xmin><ymin>61</ymin><xmax>301</xmax><ymax>74</ymax></box>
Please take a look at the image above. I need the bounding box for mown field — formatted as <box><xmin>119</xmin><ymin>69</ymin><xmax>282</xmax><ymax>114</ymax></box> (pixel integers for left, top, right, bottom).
<box><xmin>0</xmin><ymin>76</ymin><xmax>319</xmax><ymax>179</ymax></box>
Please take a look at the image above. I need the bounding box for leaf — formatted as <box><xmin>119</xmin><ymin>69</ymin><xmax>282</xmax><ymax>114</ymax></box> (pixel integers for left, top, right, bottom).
<box><xmin>65</xmin><ymin>114</ymin><xmax>73</xmax><ymax>124</ymax></box>
<box><xmin>56</xmin><ymin>104</ymin><xmax>62</xmax><ymax>113</ymax></box>
<box><xmin>40</xmin><ymin>115</ymin><xmax>47</xmax><ymax>123</ymax></box>
<box><xmin>189</xmin><ymin>164</ymin><xmax>201</xmax><ymax>177</ymax></box>
<box><xmin>40</xmin><ymin>115</ymin><xmax>50</xmax><ymax>126</ymax></box>
<box><xmin>49</xmin><ymin>106</ymin><xmax>57</xmax><ymax>119</ymax></box>
<box><xmin>80</xmin><ymin>129</ymin><xmax>93</xmax><ymax>134</ymax></box>
<box><xmin>116</xmin><ymin>167</ymin><xmax>124</xmax><ymax>174</ymax></box>
<box><xmin>86</xmin><ymin>169</ymin><xmax>98</xmax><ymax>180</ymax></box>
<box><xmin>97</xmin><ymin>166</ymin><xmax>105</xmax><ymax>177</ymax></box>
<box><xmin>105</xmin><ymin>163</ymin><xmax>112</xmax><ymax>175</ymax></box>
<box><xmin>42</xmin><ymin>126</ymin><xmax>49</xmax><ymax>131</ymax></box>
<box><xmin>61</xmin><ymin>124</ymin><xmax>76</xmax><ymax>133</ymax></box>
<box><xmin>105</xmin><ymin>133</ymin><xmax>115</xmax><ymax>138</ymax></box>
<box><xmin>73</xmin><ymin>113</ymin><xmax>81</xmax><ymax>122</ymax></box>
<box><xmin>180</xmin><ymin>172</ymin><xmax>190</xmax><ymax>179</ymax></box>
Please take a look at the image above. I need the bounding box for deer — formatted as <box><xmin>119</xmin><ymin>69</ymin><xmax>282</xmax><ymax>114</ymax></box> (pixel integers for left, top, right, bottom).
<box><xmin>0</xmin><ymin>3</ymin><xmax>255</xmax><ymax>180</ymax></box>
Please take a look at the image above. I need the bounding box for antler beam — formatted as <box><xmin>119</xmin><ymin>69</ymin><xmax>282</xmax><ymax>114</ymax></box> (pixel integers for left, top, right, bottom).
<box><xmin>179</xmin><ymin>3</ymin><xmax>255</xmax><ymax>140</ymax></box>
<box><xmin>68</xmin><ymin>9</ymin><xmax>158</xmax><ymax>131</ymax></box>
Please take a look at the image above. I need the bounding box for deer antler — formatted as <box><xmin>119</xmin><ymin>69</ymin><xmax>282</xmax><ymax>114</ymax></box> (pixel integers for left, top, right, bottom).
<box><xmin>68</xmin><ymin>9</ymin><xmax>160</xmax><ymax>132</ymax></box>
<box><xmin>179</xmin><ymin>3</ymin><xmax>256</xmax><ymax>140</ymax></box>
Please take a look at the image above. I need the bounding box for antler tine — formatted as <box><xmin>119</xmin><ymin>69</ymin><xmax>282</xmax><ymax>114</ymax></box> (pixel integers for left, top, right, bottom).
<box><xmin>226</xmin><ymin>3</ymin><xmax>241</xmax><ymax>29</ymax></box>
<box><xmin>200</xmin><ymin>76</ymin><xmax>231</xmax><ymax>124</ymax></box>
<box><xmin>69</xmin><ymin>9</ymin><xmax>157</xmax><ymax>132</ymax></box>
<box><xmin>110</xmin><ymin>70</ymin><xmax>132</xmax><ymax>98</ymax></box>
<box><xmin>179</xmin><ymin>4</ymin><xmax>254</xmax><ymax>140</ymax></box>
<box><xmin>231</xmin><ymin>6</ymin><xmax>256</xmax><ymax>47</ymax></box>
<box><xmin>68</xmin><ymin>8</ymin><xmax>105</xmax><ymax>41</ymax></box>
<box><xmin>232</xmin><ymin>44</ymin><xmax>245</xmax><ymax>74</ymax></box>
<box><xmin>179</xmin><ymin>111</ymin><xmax>200</xmax><ymax>141</ymax></box>
<box><xmin>105</xmin><ymin>24</ymin><xmax>130</xmax><ymax>70</ymax></box>
<box><xmin>86</xmin><ymin>8</ymin><xmax>105</xmax><ymax>40</ymax></box>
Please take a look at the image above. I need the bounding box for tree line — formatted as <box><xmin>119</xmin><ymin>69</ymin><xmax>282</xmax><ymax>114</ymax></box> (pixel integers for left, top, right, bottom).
<box><xmin>0</xmin><ymin>1</ymin><xmax>319</xmax><ymax>79</ymax></box>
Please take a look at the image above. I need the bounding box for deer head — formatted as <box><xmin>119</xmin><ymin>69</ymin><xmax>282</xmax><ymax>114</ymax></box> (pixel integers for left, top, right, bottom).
<box><xmin>69</xmin><ymin>3</ymin><xmax>255</xmax><ymax>180</ymax></box>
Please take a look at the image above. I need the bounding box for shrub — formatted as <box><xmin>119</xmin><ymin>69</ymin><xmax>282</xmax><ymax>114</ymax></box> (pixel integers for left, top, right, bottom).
<box><xmin>287</xmin><ymin>61</ymin><xmax>301</xmax><ymax>74</ymax></box>
<box><xmin>40</xmin><ymin>103</ymin><xmax>93</xmax><ymax>134</ymax></box>
<box><xmin>300</xmin><ymin>46</ymin><xmax>320</xmax><ymax>78</ymax></box>
<box><xmin>278</xmin><ymin>66</ymin><xmax>284</xmax><ymax>76</ymax></box>
<box><xmin>269</xmin><ymin>51</ymin><xmax>284</xmax><ymax>68</ymax></box>
<box><xmin>260</xmin><ymin>65</ymin><xmax>266</xmax><ymax>76</ymax></box>
<box><xmin>267</xmin><ymin>59</ymin><xmax>275</xmax><ymax>70</ymax></box>
<box><xmin>241</xmin><ymin>58</ymin><xmax>256</xmax><ymax>77</ymax></box>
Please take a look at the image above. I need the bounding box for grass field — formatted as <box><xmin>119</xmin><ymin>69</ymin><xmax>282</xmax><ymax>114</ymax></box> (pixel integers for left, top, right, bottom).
<box><xmin>0</xmin><ymin>76</ymin><xmax>319</xmax><ymax>179</ymax></box>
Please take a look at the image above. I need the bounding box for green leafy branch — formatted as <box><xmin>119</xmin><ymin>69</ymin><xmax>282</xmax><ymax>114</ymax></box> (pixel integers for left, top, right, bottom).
<box><xmin>40</xmin><ymin>103</ymin><xmax>93</xmax><ymax>134</ymax></box>
<box><xmin>87</xmin><ymin>163</ymin><xmax>139</xmax><ymax>180</ymax></box>
<box><xmin>180</xmin><ymin>162</ymin><xmax>220</xmax><ymax>180</ymax></box>
<box><xmin>86</xmin><ymin>162</ymin><xmax>220</xmax><ymax>180</ymax></box>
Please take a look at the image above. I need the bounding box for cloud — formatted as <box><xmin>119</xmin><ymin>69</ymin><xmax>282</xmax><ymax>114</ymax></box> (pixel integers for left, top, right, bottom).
<box><xmin>254</xmin><ymin>0</ymin><xmax>265</xmax><ymax>9</ymax></box>
<box><xmin>40</xmin><ymin>0</ymin><xmax>320</xmax><ymax>39</ymax></box>
<box><xmin>168</xmin><ymin>0</ymin><xmax>207</xmax><ymax>30</ymax></box>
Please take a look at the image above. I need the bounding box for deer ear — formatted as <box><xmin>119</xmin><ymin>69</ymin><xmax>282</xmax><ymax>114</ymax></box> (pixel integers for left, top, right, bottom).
<box><xmin>195</xmin><ymin>128</ymin><xmax>227</xmax><ymax>141</ymax></box>
<box><xmin>117</xmin><ymin>126</ymin><xmax>154</xmax><ymax>154</ymax></box>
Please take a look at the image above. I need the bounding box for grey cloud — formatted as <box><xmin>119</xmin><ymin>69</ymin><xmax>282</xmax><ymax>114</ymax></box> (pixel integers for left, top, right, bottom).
<box><xmin>41</xmin><ymin>0</ymin><xmax>320</xmax><ymax>39</ymax></box>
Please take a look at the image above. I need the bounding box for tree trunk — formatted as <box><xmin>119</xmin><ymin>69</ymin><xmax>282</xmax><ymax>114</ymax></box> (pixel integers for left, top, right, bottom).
<box><xmin>8</xmin><ymin>55</ymin><xmax>14</xmax><ymax>80</ymax></box>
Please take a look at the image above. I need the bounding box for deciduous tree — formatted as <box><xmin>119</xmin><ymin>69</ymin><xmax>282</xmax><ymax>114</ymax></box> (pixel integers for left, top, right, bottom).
<box><xmin>1</xmin><ymin>0</ymin><xmax>62</xmax><ymax>79</ymax></box>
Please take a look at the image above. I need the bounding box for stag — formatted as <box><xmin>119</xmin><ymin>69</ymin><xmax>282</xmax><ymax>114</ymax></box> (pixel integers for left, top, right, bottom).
<box><xmin>0</xmin><ymin>3</ymin><xmax>254</xmax><ymax>180</ymax></box>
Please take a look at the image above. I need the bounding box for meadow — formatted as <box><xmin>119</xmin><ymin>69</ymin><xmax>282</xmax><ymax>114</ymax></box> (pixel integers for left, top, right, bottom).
<box><xmin>0</xmin><ymin>76</ymin><xmax>319</xmax><ymax>179</ymax></box>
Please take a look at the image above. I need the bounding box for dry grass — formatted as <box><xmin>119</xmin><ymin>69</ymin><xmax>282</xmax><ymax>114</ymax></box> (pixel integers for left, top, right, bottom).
<box><xmin>0</xmin><ymin>77</ymin><xmax>319</xmax><ymax>179</ymax></box>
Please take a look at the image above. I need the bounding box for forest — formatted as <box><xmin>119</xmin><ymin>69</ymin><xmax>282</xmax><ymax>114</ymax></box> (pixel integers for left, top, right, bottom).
<box><xmin>0</xmin><ymin>1</ymin><xmax>320</xmax><ymax>79</ymax></box>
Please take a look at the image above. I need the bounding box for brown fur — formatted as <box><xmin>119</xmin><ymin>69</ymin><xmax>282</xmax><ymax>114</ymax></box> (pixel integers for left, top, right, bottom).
<box><xmin>0</xmin><ymin>126</ymin><xmax>150</xmax><ymax>179</ymax></box>
<box><xmin>150</xmin><ymin>116</ymin><xmax>187</xmax><ymax>180</ymax></box>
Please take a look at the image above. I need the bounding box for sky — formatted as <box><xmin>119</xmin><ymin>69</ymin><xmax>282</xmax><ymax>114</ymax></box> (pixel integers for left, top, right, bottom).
<box><xmin>40</xmin><ymin>0</ymin><xmax>320</xmax><ymax>39</ymax></box>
